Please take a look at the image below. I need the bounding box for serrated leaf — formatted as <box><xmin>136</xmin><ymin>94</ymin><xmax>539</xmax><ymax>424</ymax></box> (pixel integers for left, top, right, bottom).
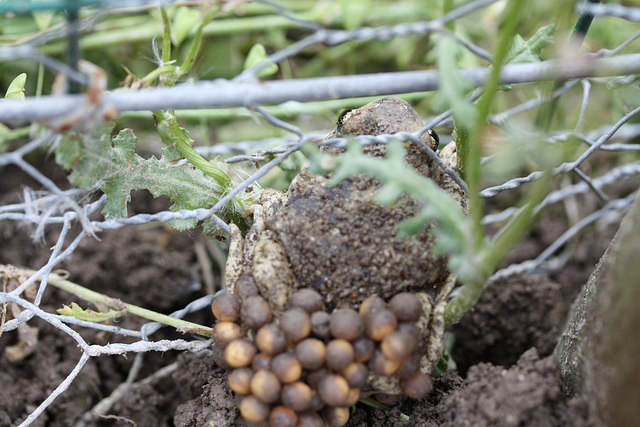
<box><xmin>55</xmin><ymin>125</ymin><xmax>245</xmax><ymax>233</ymax></box>
<box><xmin>243</xmin><ymin>43</ymin><xmax>278</xmax><ymax>79</ymax></box>
<box><xmin>506</xmin><ymin>24</ymin><xmax>555</xmax><ymax>64</ymax></box>
<box><xmin>5</xmin><ymin>73</ymin><xmax>26</xmax><ymax>100</ymax></box>
<box><xmin>173</xmin><ymin>6</ymin><xmax>201</xmax><ymax>46</ymax></box>
<box><xmin>55</xmin><ymin>123</ymin><xmax>116</xmax><ymax>189</ymax></box>
<box><xmin>57</xmin><ymin>302</ymin><xmax>124</xmax><ymax>322</ymax></box>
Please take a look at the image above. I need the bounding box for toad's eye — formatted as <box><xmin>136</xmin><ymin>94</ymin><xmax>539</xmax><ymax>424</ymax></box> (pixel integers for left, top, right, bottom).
<box><xmin>427</xmin><ymin>129</ymin><xmax>439</xmax><ymax>146</ymax></box>
<box><xmin>336</xmin><ymin>108</ymin><xmax>354</xmax><ymax>133</ymax></box>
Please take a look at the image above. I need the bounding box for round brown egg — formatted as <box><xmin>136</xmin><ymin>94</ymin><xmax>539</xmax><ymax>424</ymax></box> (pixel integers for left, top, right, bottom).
<box><xmin>239</xmin><ymin>395</ymin><xmax>270</xmax><ymax>423</ymax></box>
<box><xmin>241</xmin><ymin>295</ymin><xmax>272</xmax><ymax>330</ymax></box>
<box><xmin>310</xmin><ymin>311</ymin><xmax>331</xmax><ymax>339</ymax></box>
<box><xmin>281</xmin><ymin>381</ymin><xmax>313</xmax><ymax>412</ymax></box>
<box><xmin>295</xmin><ymin>338</ymin><xmax>326</xmax><ymax>370</ymax></box>
<box><xmin>381</xmin><ymin>329</ymin><xmax>417</xmax><ymax>362</ymax></box>
<box><xmin>211</xmin><ymin>293</ymin><xmax>241</xmax><ymax>322</ymax></box>
<box><xmin>271</xmin><ymin>353</ymin><xmax>302</xmax><ymax>384</ymax></box>
<box><xmin>352</xmin><ymin>336</ymin><xmax>375</xmax><ymax>362</ymax></box>
<box><xmin>326</xmin><ymin>339</ymin><xmax>355</xmax><ymax>372</ymax></box>
<box><xmin>317</xmin><ymin>374</ymin><xmax>350</xmax><ymax>408</ymax></box>
<box><xmin>268</xmin><ymin>405</ymin><xmax>298</xmax><ymax>427</ymax></box>
<box><xmin>224</xmin><ymin>338</ymin><xmax>257</xmax><ymax>368</ymax></box>
<box><xmin>251</xmin><ymin>353</ymin><xmax>272</xmax><ymax>371</ymax></box>
<box><xmin>400</xmin><ymin>371</ymin><xmax>433</xmax><ymax>399</ymax></box>
<box><xmin>359</xmin><ymin>295</ymin><xmax>386</xmax><ymax>318</ymax></box>
<box><xmin>329</xmin><ymin>308</ymin><xmax>364</xmax><ymax>341</ymax></box>
<box><xmin>388</xmin><ymin>292</ymin><xmax>423</xmax><ymax>322</ymax></box>
<box><xmin>255</xmin><ymin>323</ymin><xmax>287</xmax><ymax>356</ymax></box>
<box><xmin>296</xmin><ymin>412</ymin><xmax>325</xmax><ymax>427</ymax></box>
<box><xmin>289</xmin><ymin>289</ymin><xmax>324</xmax><ymax>313</ymax></box>
<box><xmin>228</xmin><ymin>367</ymin><xmax>253</xmax><ymax>395</ymax></box>
<box><xmin>250</xmin><ymin>369</ymin><xmax>282</xmax><ymax>404</ymax></box>
<box><xmin>321</xmin><ymin>406</ymin><xmax>350</xmax><ymax>427</ymax></box>
<box><xmin>340</xmin><ymin>361</ymin><xmax>368</xmax><ymax>389</ymax></box>
<box><xmin>365</xmin><ymin>309</ymin><xmax>397</xmax><ymax>341</ymax></box>
<box><xmin>212</xmin><ymin>321</ymin><xmax>242</xmax><ymax>348</ymax></box>
<box><xmin>369</xmin><ymin>349</ymin><xmax>400</xmax><ymax>376</ymax></box>
<box><xmin>280</xmin><ymin>308</ymin><xmax>312</xmax><ymax>343</ymax></box>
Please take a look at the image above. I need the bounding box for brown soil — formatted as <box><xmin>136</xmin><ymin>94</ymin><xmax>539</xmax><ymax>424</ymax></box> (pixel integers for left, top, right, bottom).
<box><xmin>0</xmin><ymin>161</ymin><xmax>613</xmax><ymax>426</ymax></box>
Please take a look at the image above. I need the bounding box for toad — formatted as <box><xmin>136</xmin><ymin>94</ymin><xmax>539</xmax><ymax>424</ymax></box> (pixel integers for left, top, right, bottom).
<box><xmin>224</xmin><ymin>96</ymin><xmax>467</xmax><ymax>392</ymax></box>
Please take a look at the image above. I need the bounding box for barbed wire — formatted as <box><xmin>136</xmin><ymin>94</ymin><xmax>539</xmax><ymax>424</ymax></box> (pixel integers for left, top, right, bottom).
<box><xmin>1</xmin><ymin>0</ymin><xmax>640</xmax><ymax>426</ymax></box>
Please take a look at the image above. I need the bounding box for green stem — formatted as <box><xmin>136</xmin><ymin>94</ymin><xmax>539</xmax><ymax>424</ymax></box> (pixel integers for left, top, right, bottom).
<box><xmin>36</xmin><ymin>62</ymin><xmax>44</xmax><ymax>97</ymax></box>
<box><xmin>443</xmin><ymin>0</ymin><xmax>454</xmax><ymax>31</ymax></box>
<box><xmin>153</xmin><ymin>110</ymin><xmax>232</xmax><ymax>189</ymax></box>
<box><xmin>445</xmin><ymin>170</ymin><xmax>554</xmax><ymax>324</ymax></box>
<box><xmin>466</xmin><ymin>0</ymin><xmax>526</xmax><ymax>252</ymax></box>
<box><xmin>571</xmin><ymin>0</ymin><xmax>601</xmax><ymax>44</ymax></box>
<box><xmin>445</xmin><ymin>0</ymin><xmax>527</xmax><ymax>324</ymax></box>
<box><xmin>0</xmin><ymin>127</ymin><xmax>30</xmax><ymax>152</ymax></box>
<box><xmin>152</xmin><ymin>110</ymin><xmax>250</xmax><ymax>231</ymax></box>
<box><xmin>160</xmin><ymin>4</ymin><xmax>173</xmax><ymax>65</ymax></box>
<box><xmin>178</xmin><ymin>6</ymin><xmax>220</xmax><ymax>77</ymax></box>
<box><xmin>536</xmin><ymin>0</ymin><xmax>600</xmax><ymax>129</ymax></box>
<box><xmin>17</xmin><ymin>267</ymin><xmax>212</xmax><ymax>337</ymax></box>
<box><xmin>139</xmin><ymin>64</ymin><xmax>179</xmax><ymax>87</ymax></box>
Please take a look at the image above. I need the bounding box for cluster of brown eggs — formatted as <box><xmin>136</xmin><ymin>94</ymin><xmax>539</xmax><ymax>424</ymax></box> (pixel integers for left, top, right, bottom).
<box><xmin>211</xmin><ymin>277</ymin><xmax>432</xmax><ymax>426</ymax></box>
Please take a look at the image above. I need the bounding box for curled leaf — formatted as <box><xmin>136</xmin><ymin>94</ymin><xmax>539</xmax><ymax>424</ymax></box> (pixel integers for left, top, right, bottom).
<box><xmin>5</xmin><ymin>73</ymin><xmax>26</xmax><ymax>100</ymax></box>
<box><xmin>57</xmin><ymin>302</ymin><xmax>125</xmax><ymax>323</ymax></box>
<box><xmin>243</xmin><ymin>43</ymin><xmax>279</xmax><ymax>79</ymax></box>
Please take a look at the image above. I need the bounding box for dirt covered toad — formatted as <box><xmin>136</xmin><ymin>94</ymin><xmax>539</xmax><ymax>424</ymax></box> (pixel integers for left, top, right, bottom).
<box><xmin>213</xmin><ymin>97</ymin><xmax>467</xmax><ymax>424</ymax></box>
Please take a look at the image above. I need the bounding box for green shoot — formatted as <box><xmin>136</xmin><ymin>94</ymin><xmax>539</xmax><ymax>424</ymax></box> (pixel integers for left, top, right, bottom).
<box><xmin>12</xmin><ymin>266</ymin><xmax>213</xmax><ymax>337</ymax></box>
<box><xmin>358</xmin><ymin>397</ymin><xmax>410</xmax><ymax>422</ymax></box>
<box><xmin>57</xmin><ymin>302</ymin><xmax>125</xmax><ymax>323</ymax></box>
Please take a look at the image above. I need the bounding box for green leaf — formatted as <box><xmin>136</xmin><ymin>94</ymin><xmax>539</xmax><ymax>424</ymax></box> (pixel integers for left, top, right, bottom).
<box><xmin>433</xmin><ymin>36</ymin><xmax>477</xmax><ymax>128</ymax></box>
<box><xmin>505</xmin><ymin>24</ymin><xmax>555</xmax><ymax>64</ymax></box>
<box><xmin>57</xmin><ymin>302</ymin><xmax>124</xmax><ymax>323</ymax></box>
<box><xmin>243</xmin><ymin>43</ymin><xmax>279</xmax><ymax>79</ymax></box>
<box><xmin>173</xmin><ymin>6</ymin><xmax>201</xmax><ymax>46</ymax></box>
<box><xmin>5</xmin><ymin>73</ymin><xmax>26</xmax><ymax>100</ymax></box>
<box><xmin>55</xmin><ymin>125</ymin><xmax>248</xmax><ymax>233</ymax></box>
<box><xmin>341</xmin><ymin>0</ymin><xmax>371</xmax><ymax>30</ymax></box>
<box><xmin>32</xmin><ymin>11</ymin><xmax>55</xmax><ymax>31</ymax></box>
<box><xmin>434</xmin><ymin>332</ymin><xmax>457</xmax><ymax>374</ymax></box>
